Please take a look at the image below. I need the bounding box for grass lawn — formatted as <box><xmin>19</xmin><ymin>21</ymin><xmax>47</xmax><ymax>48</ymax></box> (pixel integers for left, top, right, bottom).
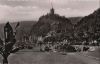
<box><xmin>0</xmin><ymin>49</ymin><xmax>87</xmax><ymax>64</ymax></box>
<box><xmin>0</xmin><ymin>49</ymin><xmax>99</xmax><ymax>64</ymax></box>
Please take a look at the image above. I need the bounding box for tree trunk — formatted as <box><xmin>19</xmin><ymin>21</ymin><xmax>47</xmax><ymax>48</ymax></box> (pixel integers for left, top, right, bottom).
<box><xmin>3</xmin><ymin>57</ymin><xmax>8</xmax><ymax>64</ymax></box>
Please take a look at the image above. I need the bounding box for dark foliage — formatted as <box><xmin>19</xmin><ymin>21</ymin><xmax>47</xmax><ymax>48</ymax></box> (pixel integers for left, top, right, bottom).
<box><xmin>0</xmin><ymin>22</ymin><xmax>20</xmax><ymax>64</ymax></box>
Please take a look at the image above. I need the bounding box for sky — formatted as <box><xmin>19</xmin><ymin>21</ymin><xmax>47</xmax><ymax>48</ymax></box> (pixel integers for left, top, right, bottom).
<box><xmin>0</xmin><ymin>0</ymin><xmax>99</xmax><ymax>23</ymax></box>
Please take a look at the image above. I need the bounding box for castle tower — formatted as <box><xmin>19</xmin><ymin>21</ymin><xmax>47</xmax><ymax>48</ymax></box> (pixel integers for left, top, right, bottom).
<box><xmin>50</xmin><ymin>7</ymin><xmax>55</xmax><ymax>15</ymax></box>
<box><xmin>50</xmin><ymin>0</ymin><xmax>55</xmax><ymax>15</ymax></box>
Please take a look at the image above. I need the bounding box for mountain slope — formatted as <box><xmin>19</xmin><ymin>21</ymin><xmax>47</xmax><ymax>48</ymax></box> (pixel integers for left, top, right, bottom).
<box><xmin>76</xmin><ymin>8</ymin><xmax>100</xmax><ymax>32</ymax></box>
<box><xmin>68</xmin><ymin>17</ymin><xmax>82</xmax><ymax>24</ymax></box>
<box><xmin>75</xmin><ymin>8</ymin><xmax>100</xmax><ymax>43</ymax></box>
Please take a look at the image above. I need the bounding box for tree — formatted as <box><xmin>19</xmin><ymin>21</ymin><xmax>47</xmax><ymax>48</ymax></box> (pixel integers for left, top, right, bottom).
<box><xmin>0</xmin><ymin>22</ymin><xmax>20</xmax><ymax>64</ymax></box>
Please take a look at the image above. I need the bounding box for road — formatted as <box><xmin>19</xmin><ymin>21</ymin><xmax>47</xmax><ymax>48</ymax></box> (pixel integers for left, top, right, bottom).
<box><xmin>0</xmin><ymin>51</ymin><xmax>99</xmax><ymax>64</ymax></box>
